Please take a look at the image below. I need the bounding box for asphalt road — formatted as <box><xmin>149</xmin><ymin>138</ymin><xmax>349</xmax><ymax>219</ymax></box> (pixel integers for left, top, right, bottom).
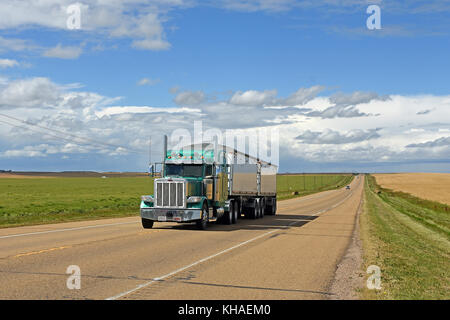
<box><xmin>0</xmin><ymin>175</ymin><xmax>364</xmax><ymax>300</ymax></box>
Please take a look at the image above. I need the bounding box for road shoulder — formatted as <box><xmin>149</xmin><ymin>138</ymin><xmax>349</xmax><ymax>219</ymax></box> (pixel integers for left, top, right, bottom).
<box><xmin>328</xmin><ymin>181</ymin><xmax>365</xmax><ymax>300</ymax></box>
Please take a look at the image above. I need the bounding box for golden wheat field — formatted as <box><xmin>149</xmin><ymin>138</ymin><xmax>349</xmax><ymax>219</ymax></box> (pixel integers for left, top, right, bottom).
<box><xmin>373</xmin><ymin>173</ymin><xmax>450</xmax><ymax>205</ymax></box>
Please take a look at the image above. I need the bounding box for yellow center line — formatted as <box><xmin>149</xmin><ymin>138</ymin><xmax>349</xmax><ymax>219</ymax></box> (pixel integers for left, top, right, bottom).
<box><xmin>14</xmin><ymin>246</ymin><xmax>71</xmax><ymax>258</ymax></box>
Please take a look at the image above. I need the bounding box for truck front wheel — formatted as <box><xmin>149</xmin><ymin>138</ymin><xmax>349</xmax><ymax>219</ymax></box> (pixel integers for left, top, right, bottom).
<box><xmin>196</xmin><ymin>204</ymin><xmax>209</xmax><ymax>230</ymax></box>
<box><xmin>141</xmin><ymin>218</ymin><xmax>154</xmax><ymax>229</ymax></box>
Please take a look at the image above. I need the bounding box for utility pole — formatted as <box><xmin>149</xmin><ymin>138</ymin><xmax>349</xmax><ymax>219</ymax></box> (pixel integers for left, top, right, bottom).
<box><xmin>149</xmin><ymin>136</ymin><xmax>152</xmax><ymax>177</ymax></box>
<box><xmin>303</xmin><ymin>173</ymin><xmax>306</xmax><ymax>190</ymax></box>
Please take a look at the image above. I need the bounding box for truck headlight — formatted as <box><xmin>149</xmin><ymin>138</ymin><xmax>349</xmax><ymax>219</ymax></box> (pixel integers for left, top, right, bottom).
<box><xmin>141</xmin><ymin>195</ymin><xmax>154</xmax><ymax>203</ymax></box>
<box><xmin>187</xmin><ymin>196</ymin><xmax>202</xmax><ymax>203</ymax></box>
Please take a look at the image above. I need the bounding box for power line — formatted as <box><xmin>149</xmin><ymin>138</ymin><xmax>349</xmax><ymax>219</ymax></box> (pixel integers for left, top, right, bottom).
<box><xmin>0</xmin><ymin>113</ymin><xmax>146</xmax><ymax>155</ymax></box>
<box><xmin>0</xmin><ymin>117</ymin><xmax>146</xmax><ymax>155</ymax></box>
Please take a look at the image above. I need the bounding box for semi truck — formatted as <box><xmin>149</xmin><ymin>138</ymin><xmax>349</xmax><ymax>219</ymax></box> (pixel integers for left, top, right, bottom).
<box><xmin>140</xmin><ymin>136</ymin><xmax>278</xmax><ymax>230</ymax></box>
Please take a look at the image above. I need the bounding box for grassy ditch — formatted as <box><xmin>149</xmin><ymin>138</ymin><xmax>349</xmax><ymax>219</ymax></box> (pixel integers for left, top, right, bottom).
<box><xmin>360</xmin><ymin>175</ymin><xmax>450</xmax><ymax>299</ymax></box>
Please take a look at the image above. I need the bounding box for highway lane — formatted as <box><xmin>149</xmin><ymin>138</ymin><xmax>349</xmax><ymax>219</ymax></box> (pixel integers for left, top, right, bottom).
<box><xmin>0</xmin><ymin>175</ymin><xmax>363</xmax><ymax>299</ymax></box>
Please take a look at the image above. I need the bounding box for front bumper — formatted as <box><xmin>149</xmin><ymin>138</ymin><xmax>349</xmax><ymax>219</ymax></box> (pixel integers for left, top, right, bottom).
<box><xmin>140</xmin><ymin>208</ymin><xmax>202</xmax><ymax>222</ymax></box>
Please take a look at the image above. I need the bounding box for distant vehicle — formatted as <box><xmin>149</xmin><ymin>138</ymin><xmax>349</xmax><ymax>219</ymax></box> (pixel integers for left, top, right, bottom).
<box><xmin>346</xmin><ymin>185</ymin><xmax>351</xmax><ymax>190</ymax></box>
<box><xmin>140</xmin><ymin>136</ymin><xmax>278</xmax><ymax>230</ymax></box>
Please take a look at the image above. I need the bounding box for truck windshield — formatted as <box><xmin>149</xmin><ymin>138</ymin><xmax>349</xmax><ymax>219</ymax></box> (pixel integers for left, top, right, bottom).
<box><xmin>165</xmin><ymin>164</ymin><xmax>203</xmax><ymax>178</ymax></box>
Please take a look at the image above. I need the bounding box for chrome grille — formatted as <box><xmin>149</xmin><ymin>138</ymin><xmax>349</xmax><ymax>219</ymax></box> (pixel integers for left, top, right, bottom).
<box><xmin>155</xmin><ymin>180</ymin><xmax>185</xmax><ymax>208</ymax></box>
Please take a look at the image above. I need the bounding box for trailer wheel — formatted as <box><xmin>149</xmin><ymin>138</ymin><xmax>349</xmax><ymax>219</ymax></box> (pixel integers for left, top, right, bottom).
<box><xmin>232</xmin><ymin>201</ymin><xmax>239</xmax><ymax>224</ymax></box>
<box><xmin>266</xmin><ymin>198</ymin><xmax>277</xmax><ymax>216</ymax></box>
<box><xmin>196</xmin><ymin>204</ymin><xmax>209</xmax><ymax>230</ymax></box>
<box><xmin>264</xmin><ymin>198</ymin><xmax>272</xmax><ymax>216</ymax></box>
<box><xmin>258</xmin><ymin>199</ymin><xmax>263</xmax><ymax>219</ymax></box>
<box><xmin>223</xmin><ymin>201</ymin><xmax>233</xmax><ymax>225</ymax></box>
<box><xmin>260</xmin><ymin>199</ymin><xmax>265</xmax><ymax>218</ymax></box>
<box><xmin>255</xmin><ymin>199</ymin><xmax>261</xmax><ymax>219</ymax></box>
<box><xmin>141</xmin><ymin>218</ymin><xmax>154</xmax><ymax>229</ymax></box>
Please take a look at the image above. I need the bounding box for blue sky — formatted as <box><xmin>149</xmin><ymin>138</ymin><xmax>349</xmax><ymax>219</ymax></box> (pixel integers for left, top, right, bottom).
<box><xmin>0</xmin><ymin>1</ymin><xmax>449</xmax><ymax>172</ymax></box>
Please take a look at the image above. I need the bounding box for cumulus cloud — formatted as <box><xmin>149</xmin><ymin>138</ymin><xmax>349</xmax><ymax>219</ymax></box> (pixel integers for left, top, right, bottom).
<box><xmin>174</xmin><ymin>90</ymin><xmax>206</xmax><ymax>106</ymax></box>
<box><xmin>229</xmin><ymin>89</ymin><xmax>277</xmax><ymax>106</ymax></box>
<box><xmin>305</xmin><ymin>91</ymin><xmax>387</xmax><ymax>119</ymax></box>
<box><xmin>0</xmin><ymin>36</ymin><xmax>35</xmax><ymax>52</ymax></box>
<box><xmin>137</xmin><ymin>78</ymin><xmax>160</xmax><ymax>86</ymax></box>
<box><xmin>0</xmin><ymin>1</ymin><xmax>182</xmax><ymax>53</ymax></box>
<box><xmin>43</xmin><ymin>44</ymin><xmax>83</xmax><ymax>59</ymax></box>
<box><xmin>0</xmin><ymin>77</ymin><xmax>449</xmax><ymax>171</ymax></box>
<box><xmin>329</xmin><ymin>91</ymin><xmax>387</xmax><ymax>106</ymax></box>
<box><xmin>279</xmin><ymin>85</ymin><xmax>325</xmax><ymax>106</ymax></box>
<box><xmin>406</xmin><ymin>136</ymin><xmax>450</xmax><ymax>148</ymax></box>
<box><xmin>296</xmin><ymin>129</ymin><xmax>381</xmax><ymax>144</ymax></box>
<box><xmin>2</xmin><ymin>146</ymin><xmax>46</xmax><ymax>158</ymax></box>
<box><xmin>0</xmin><ymin>77</ymin><xmax>118</xmax><ymax>111</ymax></box>
<box><xmin>0</xmin><ymin>78</ymin><xmax>60</xmax><ymax>109</ymax></box>
<box><xmin>0</xmin><ymin>59</ymin><xmax>19</xmax><ymax>68</ymax></box>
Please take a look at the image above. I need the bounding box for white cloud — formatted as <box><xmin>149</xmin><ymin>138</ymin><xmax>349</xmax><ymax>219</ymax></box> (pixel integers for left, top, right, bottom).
<box><xmin>0</xmin><ymin>1</ymin><xmax>185</xmax><ymax>53</ymax></box>
<box><xmin>0</xmin><ymin>77</ymin><xmax>449</xmax><ymax>171</ymax></box>
<box><xmin>137</xmin><ymin>78</ymin><xmax>160</xmax><ymax>86</ymax></box>
<box><xmin>407</xmin><ymin>136</ymin><xmax>450</xmax><ymax>148</ymax></box>
<box><xmin>95</xmin><ymin>106</ymin><xmax>201</xmax><ymax>118</ymax></box>
<box><xmin>229</xmin><ymin>89</ymin><xmax>277</xmax><ymax>106</ymax></box>
<box><xmin>0</xmin><ymin>36</ymin><xmax>36</xmax><ymax>52</ymax></box>
<box><xmin>174</xmin><ymin>90</ymin><xmax>206</xmax><ymax>106</ymax></box>
<box><xmin>132</xmin><ymin>38</ymin><xmax>171</xmax><ymax>51</ymax></box>
<box><xmin>296</xmin><ymin>129</ymin><xmax>381</xmax><ymax>144</ymax></box>
<box><xmin>280</xmin><ymin>86</ymin><xmax>325</xmax><ymax>106</ymax></box>
<box><xmin>0</xmin><ymin>77</ymin><xmax>60</xmax><ymax>109</ymax></box>
<box><xmin>0</xmin><ymin>59</ymin><xmax>19</xmax><ymax>68</ymax></box>
<box><xmin>43</xmin><ymin>44</ymin><xmax>83</xmax><ymax>59</ymax></box>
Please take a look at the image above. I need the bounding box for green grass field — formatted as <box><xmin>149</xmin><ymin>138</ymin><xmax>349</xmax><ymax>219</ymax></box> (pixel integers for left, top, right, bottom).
<box><xmin>0</xmin><ymin>177</ymin><xmax>153</xmax><ymax>228</ymax></box>
<box><xmin>0</xmin><ymin>174</ymin><xmax>353</xmax><ymax>228</ymax></box>
<box><xmin>360</xmin><ymin>175</ymin><xmax>450</xmax><ymax>299</ymax></box>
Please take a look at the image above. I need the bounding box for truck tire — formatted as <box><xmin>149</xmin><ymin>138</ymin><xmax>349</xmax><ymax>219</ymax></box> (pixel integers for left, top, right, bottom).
<box><xmin>260</xmin><ymin>199</ymin><xmax>265</xmax><ymax>218</ymax></box>
<box><xmin>258</xmin><ymin>200</ymin><xmax>263</xmax><ymax>219</ymax></box>
<box><xmin>255</xmin><ymin>199</ymin><xmax>261</xmax><ymax>219</ymax></box>
<box><xmin>232</xmin><ymin>201</ymin><xmax>239</xmax><ymax>224</ymax></box>
<box><xmin>196</xmin><ymin>204</ymin><xmax>209</xmax><ymax>230</ymax></box>
<box><xmin>141</xmin><ymin>218</ymin><xmax>154</xmax><ymax>229</ymax></box>
<box><xmin>264</xmin><ymin>198</ymin><xmax>272</xmax><ymax>216</ymax></box>
<box><xmin>223</xmin><ymin>201</ymin><xmax>233</xmax><ymax>225</ymax></box>
<box><xmin>266</xmin><ymin>198</ymin><xmax>277</xmax><ymax>216</ymax></box>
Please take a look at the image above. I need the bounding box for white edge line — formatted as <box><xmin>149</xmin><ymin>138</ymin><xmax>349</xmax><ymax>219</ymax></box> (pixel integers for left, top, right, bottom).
<box><xmin>0</xmin><ymin>221</ymin><xmax>138</xmax><ymax>240</ymax></box>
